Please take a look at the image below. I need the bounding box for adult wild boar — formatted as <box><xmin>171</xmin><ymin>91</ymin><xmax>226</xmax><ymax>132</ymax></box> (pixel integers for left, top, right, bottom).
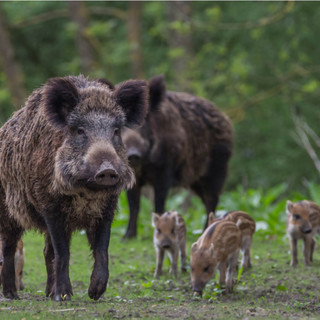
<box><xmin>0</xmin><ymin>75</ymin><xmax>148</xmax><ymax>301</ymax></box>
<box><xmin>123</xmin><ymin>75</ymin><xmax>233</xmax><ymax>238</ymax></box>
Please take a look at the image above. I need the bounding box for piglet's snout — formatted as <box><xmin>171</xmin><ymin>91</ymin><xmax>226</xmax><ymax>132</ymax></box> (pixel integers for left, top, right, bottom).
<box><xmin>94</xmin><ymin>162</ymin><xmax>119</xmax><ymax>186</ymax></box>
<box><xmin>161</xmin><ymin>239</ymin><xmax>171</xmax><ymax>249</ymax></box>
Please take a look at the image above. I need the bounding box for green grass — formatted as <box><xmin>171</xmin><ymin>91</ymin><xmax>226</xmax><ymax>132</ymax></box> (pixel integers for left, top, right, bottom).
<box><xmin>1</xmin><ymin>187</ymin><xmax>320</xmax><ymax>319</ymax></box>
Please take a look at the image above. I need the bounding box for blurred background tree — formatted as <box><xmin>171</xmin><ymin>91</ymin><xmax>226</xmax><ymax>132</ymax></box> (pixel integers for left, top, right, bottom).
<box><xmin>0</xmin><ymin>0</ymin><xmax>319</xmax><ymax>193</ymax></box>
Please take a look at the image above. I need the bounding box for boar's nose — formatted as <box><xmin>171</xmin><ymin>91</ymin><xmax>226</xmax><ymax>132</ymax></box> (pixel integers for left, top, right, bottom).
<box><xmin>95</xmin><ymin>164</ymin><xmax>119</xmax><ymax>186</ymax></box>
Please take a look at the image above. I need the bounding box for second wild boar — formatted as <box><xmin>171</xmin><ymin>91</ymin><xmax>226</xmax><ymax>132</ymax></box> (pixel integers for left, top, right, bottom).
<box><xmin>0</xmin><ymin>75</ymin><xmax>148</xmax><ymax>301</ymax></box>
<box><xmin>152</xmin><ymin>210</ymin><xmax>187</xmax><ymax>278</ymax></box>
<box><xmin>123</xmin><ymin>75</ymin><xmax>233</xmax><ymax>238</ymax></box>
<box><xmin>286</xmin><ymin>200</ymin><xmax>320</xmax><ymax>266</ymax></box>
<box><xmin>191</xmin><ymin>220</ymin><xmax>241</xmax><ymax>296</ymax></box>
<box><xmin>208</xmin><ymin>211</ymin><xmax>255</xmax><ymax>269</ymax></box>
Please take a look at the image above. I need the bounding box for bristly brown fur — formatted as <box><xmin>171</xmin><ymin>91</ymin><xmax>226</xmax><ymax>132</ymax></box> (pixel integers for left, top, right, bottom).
<box><xmin>209</xmin><ymin>210</ymin><xmax>255</xmax><ymax>269</ymax></box>
<box><xmin>0</xmin><ymin>75</ymin><xmax>148</xmax><ymax>301</ymax></box>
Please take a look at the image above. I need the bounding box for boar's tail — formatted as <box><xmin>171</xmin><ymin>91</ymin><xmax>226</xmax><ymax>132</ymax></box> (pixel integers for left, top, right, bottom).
<box><xmin>148</xmin><ymin>75</ymin><xmax>166</xmax><ymax>111</ymax></box>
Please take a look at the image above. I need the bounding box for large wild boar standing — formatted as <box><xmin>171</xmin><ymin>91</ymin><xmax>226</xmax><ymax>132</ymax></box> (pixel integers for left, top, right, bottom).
<box><xmin>123</xmin><ymin>75</ymin><xmax>233</xmax><ymax>238</ymax></box>
<box><xmin>0</xmin><ymin>75</ymin><xmax>148</xmax><ymax>301</ymax></box>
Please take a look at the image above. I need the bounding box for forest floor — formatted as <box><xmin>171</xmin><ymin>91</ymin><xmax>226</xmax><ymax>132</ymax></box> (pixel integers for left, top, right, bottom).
<box><xmin>0</xmin><ymin>226</ymin><xmax>320</xmax><ymax>320</ymax></box>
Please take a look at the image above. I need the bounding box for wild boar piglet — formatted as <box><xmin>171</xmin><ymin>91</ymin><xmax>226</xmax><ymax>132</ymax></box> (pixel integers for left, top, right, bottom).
<box><xmin>209</xmin><ymin>211</ymin><xmax>255</xmax><ymax>269</ymax></box>
<box><xmin>152</xmin><ymin>210</ymin><xmax>187</xmax><ymax>278</ymax></box>
<box><xmin>286</xmin><ymin>200</ymin><xmax>320</xmax><ymax>266</ymax></box>
<box><xmin>191</xmin><ymin>220</ymin><xmax>241</xmax><ymax>296</ymax></box>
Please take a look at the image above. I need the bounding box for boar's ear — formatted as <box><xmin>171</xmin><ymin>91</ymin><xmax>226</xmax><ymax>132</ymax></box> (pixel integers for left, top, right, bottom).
<box><xmin>96</xmin><ymin>78</ymin><xmax>115</xmax><ymax>90</ymax></box>
<box><xmin>148</xmin><ymin>75</ymin><xmax>166</xmax><ymax>112</ymax></box>
<box><xmin>152</xmin><ymin>213</ymin><xmax>160</xmax><ymax>227</ymax></box>
<box><xmin>43</xmin><ymin>77</ymin><xmax>79</xmax><ymax>128</ymax></box>
<box><xmin>114</xmin><ymin>80</ymin><xmax>148</xmax><ymax>128</ymax></box>
<box><xmin>286</xmin><ymin>200</ymin><xmax>293</xmax><ymax>215</ymax></box>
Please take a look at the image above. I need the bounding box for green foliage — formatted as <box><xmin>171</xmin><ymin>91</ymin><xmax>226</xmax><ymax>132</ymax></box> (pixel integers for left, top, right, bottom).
<box><xmin>0</xmin><ymin>1</ymin><xmax>320</xmax><ymax>191</ymax></box>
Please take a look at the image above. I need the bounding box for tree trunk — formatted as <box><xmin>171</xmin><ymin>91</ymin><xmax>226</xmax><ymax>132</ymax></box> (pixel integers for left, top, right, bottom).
<box><xmin>68</xmin><ymin>1</ymin><xmax>96</xmax><ymax>74</ymax></box>
<box><xmin>166</xmin><ymin>1</ymin><xmax>193</xmax><ymax>90</ymax></box>
<box><xmin>0</xmin><ymin>6</ymin><xmax>26</xmax><ymax>109</ymax></box>
<box><xmin>127</xmin><ymin>2</ymin><xmax>144</xmax><ymax>79</ymax></box>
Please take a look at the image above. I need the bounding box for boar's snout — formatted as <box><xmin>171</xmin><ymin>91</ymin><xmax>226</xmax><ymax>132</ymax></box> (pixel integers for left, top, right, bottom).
<box><xmin>94</xmin><ymin>163</ymin><xmax>119</xmax><ymax>186</ymax></box>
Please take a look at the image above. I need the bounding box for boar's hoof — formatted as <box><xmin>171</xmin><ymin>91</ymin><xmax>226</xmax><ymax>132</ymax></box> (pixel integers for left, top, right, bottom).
<box><xmin>3</xmin><ymin>290</ymin><xmax>19</xmax><ymax>300</ymax></box>
<box><xmin>122</xmin><ymin>230</ymin><xmax>137</xmax><ymax>240</ymax></box>
<box><xmin>88</xmin><ymin>281</ymin><xmax>107</xmax><ymax>300</ymax></box>
<box><xmin>53</xmin><ymin>294</ymin><xmax>71</xmax><ymax>302</ymax></box>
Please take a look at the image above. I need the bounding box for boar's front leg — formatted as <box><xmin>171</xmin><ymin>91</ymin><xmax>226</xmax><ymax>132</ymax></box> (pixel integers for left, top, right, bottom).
<box><xmin>44</xmin><ymin>213</ymin><xmax>72</xmax><ymax>301</ymax></box>
<box><xmin>87</xmin><ymin>216</ymin><xmax>112</xmax><ymax>300</ymax></box>
<box><xmin>124</xmin><ymin>186</ymin><xmax>141</xmax><ymax>239</ymax></box>
<box><xmin>43</xmin><ymin>233</ymin><xmax>55</xmax><ymax>297</ymax></box>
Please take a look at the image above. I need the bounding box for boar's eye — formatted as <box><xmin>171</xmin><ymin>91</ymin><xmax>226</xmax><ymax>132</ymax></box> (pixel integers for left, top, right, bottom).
<box><xmin>171</xmin><ymin>228</ymin><xmax>175</xmax><ymax>234</ymax></box>
<box><xmin>157</xmin><ymin>228</ymin><xmax>161</xmax><ymax>234</ymax></box>
<box><xmin>203</xmin><ymin>265</ymin><xmax>210</xmax><ymax>273</ymax></box>
<box><xmin>77</xmin><ymin>127</ymin><xmax>85</xmax><ymax>135</ymax></box>
<box><xmin>293</xmin><ymin>214</ymin><xmax>301</xmax><ymax>220</ymax></box>
<box><xmin>114</xmin><ymin>128</ymin><xmax>120</xmax><ymax>136</ymax></box>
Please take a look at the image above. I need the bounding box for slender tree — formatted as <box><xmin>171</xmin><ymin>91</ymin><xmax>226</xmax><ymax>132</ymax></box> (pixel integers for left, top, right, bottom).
<box><xmin>68</xmin><ymin>1</ymin><xmax>96</xmax><ymax>74</ymax></box>
<box><xmin>166</xmin><ymin>1</ymin><xmax>193</xmax><ymax>90</ymax></box>
<box><xmin>127</xmin><ymin>1</ymin><xmax>144</xmax><ymax>78</ymax></box>
<box><xmin>0</xmin><ymin>6</ymin><xmax>26</xmax><ymax>109</ymax></box>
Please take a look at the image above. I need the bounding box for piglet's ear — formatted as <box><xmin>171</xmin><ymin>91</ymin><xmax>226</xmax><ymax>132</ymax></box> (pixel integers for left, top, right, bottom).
<box><xmin>191</xmin><ymin>242</ymin><xmax>198</xmax><ymax>253</ymax></box>
<box><xmin>208</xmin><ymin>212</ymin><xmax>216</xmax><ymax>225</ymax></box>
<box><xmin>114</xmin><ymin>80</ymin><xmax>148</xmax><ymax>128</ymax></box>
<box><xmin>152</xmin><ymin>213</ymin><xmax>160</xmax><ymax>227</ymax></box>
<box><xmin>43</xmin><ymin>77</ymin><xmax>79</xmax><ymax>128</ymax></box>
<box><xmin>286</xmin><ymin>200</ymin><xmax>293</xmax><ymax>215</ymax></box>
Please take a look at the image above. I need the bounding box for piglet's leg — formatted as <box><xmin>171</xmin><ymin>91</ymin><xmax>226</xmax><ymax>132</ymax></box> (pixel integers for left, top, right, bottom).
<box><xmin>154</xmin><ymin>248</ymin><xmax>164</xmax><ymax>278</ymax></box>
<box><xmin>303</xmin><ymin>237</ymin><xmax>312</xmax><ymax>266</ymax></box>
<box><xmin>168</xmin><ymin>248</ymin><xmax>178</xmax><ymax>278</ymax></box>
<box><xmin>218</xmin><ymin>262</ymin><xmax>226</xmax><ymax>287</ymax></box>
<box><xmin>44</xmin><ymin>214</ymin><xmax>72</xmax><ymax>302</ymax></box>
<box><xmin>290</xmin><ymin>238</ymin><xmax>298</xmax><ymax>267</ymax></box>
<box><xmin>87</xmin><ymin>216</ymin><xmax>112</xmax><ymax>300</ymax></box>
<box><xmin>310</xmin><ymin>238</ymin><xmax>316</xmax><ymax>262</ymax></box>
<box><xmin>180</xmin><ymin>241</ymin><xmax>187</xmax><ymax>273</ymax></box>
<box><xmin>225</xmin><ymin>251</ymin><xmax>239</xmax><ymax>294</ymax></box>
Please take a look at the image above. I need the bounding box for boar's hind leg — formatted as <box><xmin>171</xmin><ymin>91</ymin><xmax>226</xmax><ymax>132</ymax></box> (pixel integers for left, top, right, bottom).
<box><xmin>44</xmin><ymin>214</ymin><xmax>72</xmax><ymax>301</ymax></box>
<box><xmin>1</xmin><ymin>227</ymin><xmax>23</xmax><ymax>299</ymax></box>
<box><xmin>124</xmin><ymin>186</ymin><xmax>141</xmax><ymax>239</ymax></box>
<box><xmin>87</xmin><ymin>216</ymin><xmax>112</xmax><ymax>300</ymax></box>
<box><xmin>193</xmin><ymin>145</ymin><xmax>231</xmax><ymax>229</ymax></box>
